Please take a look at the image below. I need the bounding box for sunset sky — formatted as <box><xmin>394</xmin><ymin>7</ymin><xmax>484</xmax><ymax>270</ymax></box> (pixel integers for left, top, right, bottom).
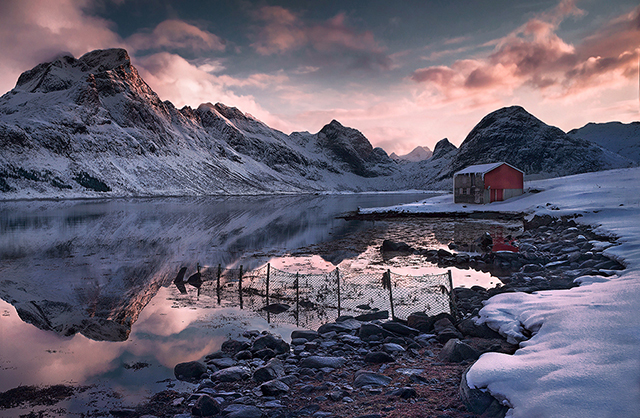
<box><xmin>0</xmin><ymin>0</ymin><xmax>638</xmax><ymax>154</ymax></box>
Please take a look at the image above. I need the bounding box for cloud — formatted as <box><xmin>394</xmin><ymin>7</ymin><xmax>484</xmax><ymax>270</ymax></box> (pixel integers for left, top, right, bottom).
<box><xmin>0</xmin><ymin>0</ymin><xmax>123</xmax><ymax>93</ymax></box>
<box><xmin>126</xmin><ymin>19</ymin><xmax>226</xmax><ymax>53</ymax></box>
<box><xmin>410</xmin><ymin>2</ymin><xmax>640</xmax><ymax>105</ymax></box>
<box><xmin>250</xmin><ymin>6</ymin><xmax>391</xmax><ymax>71</ymax></box>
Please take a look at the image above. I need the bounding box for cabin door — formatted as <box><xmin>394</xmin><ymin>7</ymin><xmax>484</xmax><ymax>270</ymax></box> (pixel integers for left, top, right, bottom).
<box><xmin>490</xmin><ymin>188</ymin><xmax>504</xmax><ymax>202</ymax></box>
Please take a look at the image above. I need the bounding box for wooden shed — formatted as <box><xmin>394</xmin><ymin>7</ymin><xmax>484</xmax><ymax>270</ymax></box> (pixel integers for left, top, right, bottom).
<box><xmin>453</xmin><ymin>162</ymin><xmax>523</xmax><ymax>204</ymax></box>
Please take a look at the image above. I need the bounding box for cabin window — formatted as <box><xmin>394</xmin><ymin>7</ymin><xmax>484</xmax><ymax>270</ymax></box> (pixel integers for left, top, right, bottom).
<box><xmin>466</xmin><ymin>188</ymin><xmax>470</xmax><ymax>195</ymax></box>
<box><xmin>459</xmin><ymin>188</ymin><xmax>463</xmax><ymax>194</ymax></box>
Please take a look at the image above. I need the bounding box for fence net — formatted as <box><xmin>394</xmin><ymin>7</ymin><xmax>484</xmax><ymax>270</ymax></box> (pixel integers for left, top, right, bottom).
<box><xmin>189</xmin><ymin>264</ymin><xmax>454</xmax><ymax>330</ymax></box>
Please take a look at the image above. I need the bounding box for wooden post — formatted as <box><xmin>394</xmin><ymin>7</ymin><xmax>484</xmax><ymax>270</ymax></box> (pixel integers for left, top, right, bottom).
<box><xmin>239</xmin><ymin>265</ymin><xmax>243</xmax><ymax>309</ymax></box>
<box><xmin>336</xmin><ymin>268</ymin><xmax>341</xmax><ymax>318</ymax></box>
<box><xmin>216</xmin><ymin>264</ymin><xmax>222</xmax><ymax>305</ymax></box>
<box><xmin>387</xmin><ymin>270</ymin><xmax>395</xmax><ymax>320</ymax></box>
<box><xmin>295</xmin><ymin>272</ymin><xmax>300</xmax><ymax>327</ymax></box>
<box><xmin>266</xmin><ymin>263</ymin><xmax>271</xmax><ymax>323</ymax></box>
<box><xmin>448</xmin><ymin>270</ymin><xmax>458</xmax><ymax>319</ymax></box>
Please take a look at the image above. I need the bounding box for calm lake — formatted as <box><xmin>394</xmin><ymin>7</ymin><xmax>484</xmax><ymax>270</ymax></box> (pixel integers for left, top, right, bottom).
<box><xmin>0</xmin><ymin>193</ymin><xmax>521</xmax><ymax>416</ymax></box>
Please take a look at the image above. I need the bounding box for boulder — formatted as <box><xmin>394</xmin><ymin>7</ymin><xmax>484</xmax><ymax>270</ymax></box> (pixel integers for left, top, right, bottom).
<box><xmin>438</xmin><ymin>339</ymin><xmax>479</xmax><ymax>363</ymax></box>
<box><xmin>433</xmin><ymin>318</ymin><xmax>463</xmax><ymax>342</ymax></box>
<box><xmin>381</xmin><ymin>321</ymin><xmax>419</xmax><ymax>336</ymax></box>
<box><xmin>456</xmin><ymin>318</ymin><xmax>502</xmax><ymax>339</ymax></box>
<box><xmin>223</xmin><ymin>404</ymin><xmax>264</xmax><ymax>418</ymax></box>
<box><xmin>359</xmin><ymin>323</ymin><xmax>395</xmax><ymax>340</ymax></box>
<box><xmin>355</xmin><ymin>310</ymin><xmax>389</xmax><ymax>321</ymax></box>
<box><xmin>364</xmin><ymin>351</ymin><xmax>395</xmax><ymax>364</ymax></box>
<box><xmin>381</xmin><ymin>240</ymin><xmax>413</xmax><ymax>252</ymax></box>
<box><xmin>259</xmin><ymin>379</ymin><xmax>290</xmax><ymax>396</ymax></box>
<box><xmin>174</xmin><ymin>361</ymin><xmax>207</xmax><ymax>381</ymax></box>
<box><xmin>299</xmin><ymin>356</ymin><xmax>346</xmax><ymax>369</ymax></box>
<box><xmin>353</xmin><ymin>371</ymin><xmax>392</xmax><ymax>388</ymax></box>
<box><xmin>221</xmin><ymin>338</ymin><xmax>250</xmax><ymax>355</ymax></box>
<box><xmin>460</xmin><ymin>367</ymin><xmax>508</xmax><ymax>417</ymax></box>
<box><xmin>208</xmin><ymin>357</ymin><xmax>236</xmax><ymax>369</ymax></box>
<box><xmin>290</xmin><ymin>330</ymin><xmax>319</xmax><ymax>341</ymax></box>
<box><xmin>252</xmin><ymin>334</ymin><xmax>290</xmax><ymax>354</ymax></box>
<box><xmin>211</xmin><ymin>366</ymin><xmax>250</xmax><ymax>382</ymax></box>
<box><xmin>317</xmin><ymin>322</ymin><xmax>353</xmax><ymax>334</ymax></box>
<box><xmin>253</xmin><ymin>358</ymin><xmax>285</xmax><ymax>383</ymax></box>
<box><xmin>191</xmin><ymin>394</ymin><xmax>221</xmax><ymax>417</ymax></box>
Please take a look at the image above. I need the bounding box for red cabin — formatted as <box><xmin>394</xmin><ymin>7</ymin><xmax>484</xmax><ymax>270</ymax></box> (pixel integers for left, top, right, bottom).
<box><xmin>453</xmin><ymin>162</ymin><xmax>524</xmax><ymax>204</ymax></box>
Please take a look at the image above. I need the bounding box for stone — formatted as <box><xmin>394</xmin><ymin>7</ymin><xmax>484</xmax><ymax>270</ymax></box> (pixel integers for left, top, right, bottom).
<box><xmin>381</xmin><ymin>239</ymin><xmax>413</xmax><ymax>252</ymax></box>
<box><xmin>433</xmin><ymin>318</ymin><xmax>463</xmax><ymax>342</ymax></box>
<box><xmin>252</xmin><ymin>334</ymin><xmax>290</xmax><ymax>354</ymax></box>
<box><xmin>438</xmin><ymin>339</ymin><xmax>480</xmax><ymax>363</ymax></box>
<box><xmin>460</xmin><ymin>367</ymin><xmax>508</xmax><ymax>417</ymax></box>
<box><xmin>223</xmin><ymin>404</ymin><xmax>264</xmax><ymax>418</ymax></box>
<box><xmin>253</xmin><ymin>358</ymin><xmax>285</xmax><ymax>383</ymax></box>
<box><xmin>174</xmin><ymin>361</ymin><xmax>207</xmax><ymax>381</ymax></box>
<box><xmin>211</xmin><ymin>366</ymin><xmax>250</xmax><ymax>382</ymax></box>
<box><xmin>299</xmin><ymin>356</ymin><xmax>347</xmax><ymax>369</ymax></box>
<box><xmin>456</xmin><ymin>318</ymin><xmax>502</xmax><ymax>339</ymax></box>
<box><xmin>253</xmin><ymin>348</ymin><xmax>277</xmax><ymax>360</ymax></box>
<box><xmin>381</xmin><ymin>343</ymin><xmax>405</xmax><ymax>353</ymax></box>
<box><xmin>209</xmin><ymin>357</ymin><xmax>236</xmax><ymax>369</ymax></box>
<box><xmin>380</xmin><ymin>321</ymin><xmax>419</xmax><ymax>336</ymax></box>
<box><xmin>260</xmin><ymin>379</ymin><xmax>290</xmax><ymax>396</ymax></box>
<box><xmin>353</xmin><ymin>371</ymin><xmax>392</xmax><ymax>388</ymax></box>
<box><xmin>358</xmin><ymin>323</ymin><xmax>394</xmax><ymax>340</ymax></box>
<box><xmin>235</xmin><ymin>350</ymin><xmax>253</xmax><ymax>360</ymax></box>
<box><xmin>221</xmin><ymin>338</ymin><xmax>250</xmax><ymax>355</ymax></box>
<box><xmin>364</xmin><ymin>351</ymin><xmax>395</xmax><ymax>364</ymax></box>
<box><xmin>388</xmin><ymin>387</ymin><xmax>417</xmax><ymax>399</ymax></box>
<box><xmin>191</xmin><ymin>394</ymin><xmax>221</xmax><ymax>417</ymax></box>
<box><xmin>317</xmin><ymin>322</ymin><xmax>353</xmax><ymax>334</ymax></box>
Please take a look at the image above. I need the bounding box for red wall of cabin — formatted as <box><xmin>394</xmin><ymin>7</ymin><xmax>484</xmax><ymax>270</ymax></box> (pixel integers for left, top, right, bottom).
<box><xmin>484</xmin><ymin>164</ymin><xmax>523</xmax><ymax>190</ymax></box>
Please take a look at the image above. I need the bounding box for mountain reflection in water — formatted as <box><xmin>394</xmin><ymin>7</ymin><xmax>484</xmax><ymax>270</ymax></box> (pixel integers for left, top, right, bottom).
<box><xmin>0</xmin><ymin>193</ymin><xmax>435</xmax><ymax>342</ymax></box>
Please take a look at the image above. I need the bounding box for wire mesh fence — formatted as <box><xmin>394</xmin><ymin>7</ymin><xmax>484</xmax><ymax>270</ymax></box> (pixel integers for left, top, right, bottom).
<box><xmin>183</xmin><ymin>264</ymin><xmax>455</xmax><ymax>330</ymax></box>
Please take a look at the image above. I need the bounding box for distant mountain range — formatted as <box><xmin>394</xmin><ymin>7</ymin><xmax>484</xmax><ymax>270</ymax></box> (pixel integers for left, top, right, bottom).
<box><xmin>0</xmin><ymin>48</ymin><xmax>637</xmax><ymax>198</ymax></box>
<box><xmin>568</xmin><ymin>122</ymin><xmax>640</xmax><ymax>163</ymax></box>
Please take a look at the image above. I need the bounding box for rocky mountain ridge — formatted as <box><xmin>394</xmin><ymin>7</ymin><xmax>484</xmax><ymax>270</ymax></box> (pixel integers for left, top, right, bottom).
<box><xmin>568</xmin><ymin>121</ymin><xmax>640</xmax><ymax>163</ymax></box>
<box><xmin>0</xmin><ymin>48</ymin><xmax>636</xmax><ymax>198</ymax></box>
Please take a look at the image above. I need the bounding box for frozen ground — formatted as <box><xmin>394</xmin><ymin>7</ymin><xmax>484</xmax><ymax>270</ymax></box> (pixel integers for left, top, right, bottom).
<box><xmin>364</xmin><ymin>167</ymin><xmax>640</xmax><ymax>417</ymax></box>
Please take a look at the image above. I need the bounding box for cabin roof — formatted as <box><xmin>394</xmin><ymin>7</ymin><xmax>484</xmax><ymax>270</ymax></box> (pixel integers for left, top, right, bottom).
<box><xmin>454</xmin><ymin>162</ymin><xmax>523</xmax><ymax>176</ymax></box>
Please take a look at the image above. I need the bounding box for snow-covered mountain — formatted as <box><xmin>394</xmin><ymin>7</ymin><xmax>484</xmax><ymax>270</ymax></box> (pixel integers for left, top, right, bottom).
<box><xmin>0</xmin><ymin>49</ymin><xmax>636</xmax><ymax>199</ymax></box>
<box><xmin>390</xmin><ymin>145</ymin><xmax>433</xmax><ymax>162</ymax></box>
<box><xmin>447</xmin><ymin>106</ymin><xmax>636</xmax><ymax>179</ymax></box>
<box><xmin>568</xmin><ymin>121</ymin><xmax>640</xmax><ymax>163</ymax></box>
<box><xmin>0</xmin><ymin>49</ymin><xmax>401</xmax><ymax>199</ymax></box>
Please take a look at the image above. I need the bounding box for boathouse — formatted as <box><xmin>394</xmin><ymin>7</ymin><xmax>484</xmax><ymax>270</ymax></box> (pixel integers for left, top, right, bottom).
<box><xmin>453</xmin><ymin>162</ymin><xmax>523</xmax><ymax>204</ymax></box>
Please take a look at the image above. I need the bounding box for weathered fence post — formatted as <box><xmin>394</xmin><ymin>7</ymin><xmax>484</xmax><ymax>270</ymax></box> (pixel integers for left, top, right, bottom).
<box><xmin>336</xmin><ymin>268</ymin><xmax>341</xmax><ymax>318</ymax></box>
<box><xmin>216</xmin><ymin>264</ymin><xmax>222</xmax><ymax>305</ymax></box>
<box><xmin>239</xmin><ymin>265</ymin><xmax>244</xmax><ymax>309</ymax></box>
<box><xmin>386</xmin><ymin>269</ymin><xmax>395</xmax><ymax>320</ymax></box>
<box><xmin>447</xmin><ymin>270</ymin><xmax>457</xmax><ymax>319</ymax></box>
<box><xmin>295</xmin><ymin>272</ymin><xmax>300</xmax><ymax>327</ymax></box>
<box><xmin>266</xmin><ymin>263</ymin><xmax>271</xmax><ymax>323</ymax></box>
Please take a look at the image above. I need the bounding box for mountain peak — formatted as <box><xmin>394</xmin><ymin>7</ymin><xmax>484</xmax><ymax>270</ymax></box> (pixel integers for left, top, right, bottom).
<box><xmin>431</xmin><ymin>138</ymin><xmax>457</xmax><ymax>159</ymax></box>
<box><xmin>78</xmin><ymin>48</ymin><xmax>131</xmax><ymax>72</ymax></box>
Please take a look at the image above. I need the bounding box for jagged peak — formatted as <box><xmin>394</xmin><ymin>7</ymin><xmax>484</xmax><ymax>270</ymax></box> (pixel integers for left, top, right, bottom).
<box><xmin>78</xmin><ymin>48</ymin><xmax>131</xmax><ymax>72</ymax></box>
<box><xmin>431</xmin><ymin>138</ymin><xmax>457</xmax><ymax>159</ymax></box>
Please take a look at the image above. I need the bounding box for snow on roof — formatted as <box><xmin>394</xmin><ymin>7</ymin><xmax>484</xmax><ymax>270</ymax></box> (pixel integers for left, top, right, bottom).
<box><xmin>454</xmin><ymin>162</ymin><xmax>523</xmax><ymax>175</ymax></box>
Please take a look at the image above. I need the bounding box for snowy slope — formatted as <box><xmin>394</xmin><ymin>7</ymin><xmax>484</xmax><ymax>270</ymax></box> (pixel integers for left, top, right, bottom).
<box><xmin>568</xmin><ymin>121</ymin><xmax>640</xmax><ymax>163</ymax></box>
<box><xmin>390</xmin><ymin>145</ymin><xmax>433</xmax><ymax>162</ymax></box>
<box><xmin>363</xmin><ymin>167</ymin><xmax>640</xmax><ymax>417</ymax></box>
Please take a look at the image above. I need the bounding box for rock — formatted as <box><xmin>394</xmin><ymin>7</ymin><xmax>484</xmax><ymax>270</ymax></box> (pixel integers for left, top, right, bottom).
<box><xmin>291</xmin><ymin>329</ymin><xmax>320</xmax><ymax>341</ymax></box>
<box><xmin>317</xmin><ymin>322</ymin><xmax>353</xmax><ymax>334</ymax></box>
<box><xmin>191</xmin><ymin>394</ymin><xmax>221</xmax><ymax>417</ymax></box>
<box><xmin>253</xmin><ymin>348</ymin><xmax>277</xmax><ymax>360</ymax></box>
<box><xmin>460</xmin><ymin>366</ymin><xmax>508</xmax><ymax>417</ymax></box>
<box><xmin>359</xmin><ymin>323</ymin><xmax>394</xmax><ymax>340</ymax></box>
<box><xmin>521</xmin><ymin>263</ymin><xmax>543</xmax><ymax>273</ymax></box>
<box><xmin>260</xmin><ymin>379</ymin><xmax>290</xmax><ymax>396</ymax></box>
<box><xmin>252</xmin><ymin>334</ymin><xmax>290</xmax><ymax>354</ymax></box>
<box><xmin>235</xmin><ymin>350</ymin><xmax>253</xmax><ymax>360</ymax></box>
<box><xmin>438</xmin><ymin>339</ymin><xmax>479</xmax><ymax>363</ymax></box>
<box><xmin>221</xmin><ymin>338</ymin><xmax>250</xmax><ymax>355</ymax></box>
<box><xmin>381</xmin><ymin>239</ymin><xmax>413</xmax><ymax>252</ymax></box>
<box><xmin>253</xmin><ymin>358</ymin><xmax>285</xmax><ymax>383</ymax></box>
<box><xmin>364</xmin><ymin>351</ymin><xmax>395</xmax><ymax>364</ymax></box>
<box><xmin>174</xmin><ymin>361</ymin><xmax>207</xmax><ymax>381</ymax></box>
<box><xmin>353</xmin><ymin>371</ymin><xmax>392</xmax><ymax>388</ymax></box>
<box><xmin>380</xmin><ymin>321</ymin><xmax>419</xmax><ymax>336</ymax></box>
<box><xmin>456</xmin><ymin>318</ymin><xmax>502</xmax><ymax>339</ymax></box>
<box><xmin>388</xmin><ymin>387</ymin><xmax>417</xmax><ymax>399</ymax></box>
<box><xmin>223</xmin><ymin>404</ymin><xmax>264</xmax><ymax>418</ymax></box>
<box><xmin>355</xmin><ymin>310</ymin><xmax>389</xmax><ymax>321</ymax></box>
<box><xmin>381</xmin><ymin>343</ymin><xmax>405</xmax><ymax>353</ymax></box>
<box><xmin>433</xmin><ymin>318</ymin><xmax>463</xmax><ymax>342</ymax></box>
<box><xmin>261</xmin><ymin>303</ymin><xmax>290</xmax><ymax>314</ymax></box>
<box><xmin>299</xmin><ymin>356</ymin><xmax>347</xmax><ymax>369</ymax></box>
<box><xmin>211</xmin><ymin>366</ymin><xmax>250</xmax><ymax>382</ymax></box>
<box><xmin>208</xmin><ymin>357</ymin><xmax>236</xmax><ymax>369</ymax></box>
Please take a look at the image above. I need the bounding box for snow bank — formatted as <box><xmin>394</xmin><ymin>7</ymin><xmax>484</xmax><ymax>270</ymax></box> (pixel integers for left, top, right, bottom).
<box><xmin>367</xmin><ymin>167</ymin><xmax>640</xmax><ymax>417</ymax></box>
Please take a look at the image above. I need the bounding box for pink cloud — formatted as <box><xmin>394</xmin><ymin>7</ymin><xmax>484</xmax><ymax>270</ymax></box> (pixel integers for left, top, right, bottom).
<box><xmin>411</xmin><ymin>3</ymin><xmax>639</xmax><ymax>105</ymax></box>
<box><xmin>250</xmin><ymin>6</ymin><xmax>391</xmax><ymax>70</ymax></box>
<box><xmin>126</xmin><ymin>19</ymin><xmax>226</xmax><ymax>53</ymax></box>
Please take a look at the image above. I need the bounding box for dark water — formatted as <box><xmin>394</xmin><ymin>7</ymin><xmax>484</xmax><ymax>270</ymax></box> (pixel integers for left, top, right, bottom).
<box><xmin>0</xmin><ymin>193</ymin><xmax>520</xmax><ymax>416</ymax></box>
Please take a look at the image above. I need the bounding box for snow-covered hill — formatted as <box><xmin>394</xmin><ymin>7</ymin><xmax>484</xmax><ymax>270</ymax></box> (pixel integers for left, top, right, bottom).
<box><xmin>390</xmin><ymin>145</ymin><xmax>433</xmax><ymax>162</ymax></box>
<box><xmin>568</xmin><ymin>121</ymin><xmax>640</xmax><ymax>163</ymax></box>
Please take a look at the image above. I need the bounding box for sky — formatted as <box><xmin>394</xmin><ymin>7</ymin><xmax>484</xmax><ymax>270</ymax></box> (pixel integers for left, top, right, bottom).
<box><xmin>0</xmin><ymin>0</ymin><xmax>638</xmax><ymax>155</ymax></box>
